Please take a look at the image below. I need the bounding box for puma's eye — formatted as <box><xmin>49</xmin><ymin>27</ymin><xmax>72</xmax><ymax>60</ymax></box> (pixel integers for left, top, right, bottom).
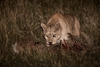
<box><xmin>46</xmin><ymin>35</ymin><xmax>48</xmax><ymax>37</ymax></box>
<box><xmin>53</xmin><ymin>34</ymin><xmax>56</xmax><ymax>37</ymax></box>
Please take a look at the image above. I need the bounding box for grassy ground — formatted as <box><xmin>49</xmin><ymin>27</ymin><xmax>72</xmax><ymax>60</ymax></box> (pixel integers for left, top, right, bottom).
<box><xmin>0</xmin><ymin>0</ymin><xmax>100</xmax><ymax>67</ymax></box>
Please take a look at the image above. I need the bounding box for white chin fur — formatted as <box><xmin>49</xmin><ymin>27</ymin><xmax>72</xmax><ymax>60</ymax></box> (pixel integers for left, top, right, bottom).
<box><xmin>46</xmin><ymin>45</ymin><xmax>50</xmax><ymax>47</ymax></box>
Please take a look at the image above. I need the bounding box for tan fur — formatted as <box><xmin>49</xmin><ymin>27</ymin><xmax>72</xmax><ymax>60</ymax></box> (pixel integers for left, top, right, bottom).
<box><xmin>41</xmin><ymin>13</ymin><xmax>80</xmax><ymax>47</ymax></box>
<box><xmin>12</xmin><ymin>40</ymin><xmax>37</xmax><ymax>53</ymax></box>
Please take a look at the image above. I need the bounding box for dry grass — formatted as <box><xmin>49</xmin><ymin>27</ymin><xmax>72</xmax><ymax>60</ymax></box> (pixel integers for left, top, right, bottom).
<box><xmin>0</xmin><ymin>0</ymin><xmax>100</xmax><ymax>67</ymax></box>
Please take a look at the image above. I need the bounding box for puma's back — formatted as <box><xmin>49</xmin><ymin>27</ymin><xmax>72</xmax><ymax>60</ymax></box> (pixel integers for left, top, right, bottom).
<box><xmin>41</xmin><ymin>13</ymin><xmax>80</xmax><ymax>47</ymax></box>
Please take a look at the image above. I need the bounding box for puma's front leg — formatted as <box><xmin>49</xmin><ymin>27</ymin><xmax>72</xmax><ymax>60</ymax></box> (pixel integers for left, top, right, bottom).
<box><xmin>60</xmin><ymin>40</ymin><xmax>69</xmax><ymax>49</ymax></box>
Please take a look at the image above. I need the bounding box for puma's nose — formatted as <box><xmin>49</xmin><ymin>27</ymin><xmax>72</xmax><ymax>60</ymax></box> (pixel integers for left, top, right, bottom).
<box><xmin>49</xmin><ymin>42</ymin><xmax>52</xmax><ymax>45</ymax></box>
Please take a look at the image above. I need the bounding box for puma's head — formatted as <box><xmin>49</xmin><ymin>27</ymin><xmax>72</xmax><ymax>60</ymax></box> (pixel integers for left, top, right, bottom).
<box><xmin>41</xmin><ymin>23</ymin><xmax>62</xmax><ymax>47</ymax></box>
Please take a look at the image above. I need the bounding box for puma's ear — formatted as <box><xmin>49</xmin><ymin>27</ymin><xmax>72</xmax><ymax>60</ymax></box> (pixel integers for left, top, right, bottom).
<box><xmin>55</xmin><ymin>23</ymin><xmax>61</xmax><ymax>31</ymax></box>
<box><xmin>41</xmin><ymin>23</ymin><xmax>47</xmax><ymax>32</ymax></box>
